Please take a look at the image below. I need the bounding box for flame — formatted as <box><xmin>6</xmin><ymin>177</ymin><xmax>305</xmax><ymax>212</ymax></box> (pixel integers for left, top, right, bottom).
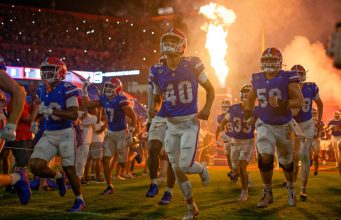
<box><xmin>199</xmin><ymin>3</ymin><xmax>236</xmax><ymax>87</ymax></box>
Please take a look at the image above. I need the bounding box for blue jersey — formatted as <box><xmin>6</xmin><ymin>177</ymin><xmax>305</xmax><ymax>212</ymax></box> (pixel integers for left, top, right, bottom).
<box><xmin>294</xmin><ymin>82</ymin><xmax>319</xmax><ymax>123</ymax></box>
<box><xmin>40</xmin><ymin>82</ymin><xmax>78</xmax><ymax>131</ymax></box>
<box><xmin>150</xmin><ymin>56</ymin><xmax>205</xmax><ymax>118</ymax></box>
<box><xmin>217</xmin><ymin>113</ymin><xmax>234</xmax><ymax>137</ymax></box>
<box><xmin>252</xmin><ymin>70</ymin><xmax>300</xmax><ymax>125</ymax></box>
<box><xmin>229</xmin><ymin>104</ymin><xmax>255</xmax><ymax>139</ymax></box>
<box><xmin>99</xmin><ymin>93</ymin><xmax>129</xmax><ymax>131</ymax></box>
<box><xmin>328</xmin><ymin>119</ymin><xmax>341</xmax><ymax>136</ymax></box>
<box><xmin>148</xmin><ymin>75</ymin><xmax>167</xmax><ymax>118</ymax></box>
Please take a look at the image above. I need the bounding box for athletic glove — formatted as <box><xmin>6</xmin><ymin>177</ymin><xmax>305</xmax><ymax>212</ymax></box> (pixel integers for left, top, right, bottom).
<box><xmin>0</xmin><ymin>123</ymin><xmax>16</xmax><ymax>141</ymax></box>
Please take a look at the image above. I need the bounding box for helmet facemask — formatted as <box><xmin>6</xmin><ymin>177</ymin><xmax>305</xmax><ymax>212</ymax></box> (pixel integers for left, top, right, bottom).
<box><xmin>160</xmin><ymin>34</ymin><xmax>186</xmax><ymax>55</ymax></box>
<box><xmin>103</xmin><ymin>82</ymin><xmax>118</xmax><ymax>97</ymax></box>
<box><xmin>260</xmin><ymin>57</ymin><xmax>282</xmax><ymax>73</ymax></box>
<box><xmin>40</xmin><ymin>65</ymin><xmax>63</xmax><ymax>84</ymax></box>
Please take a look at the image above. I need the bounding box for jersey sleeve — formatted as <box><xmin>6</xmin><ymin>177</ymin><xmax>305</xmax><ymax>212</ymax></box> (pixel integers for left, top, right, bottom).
<box><xmin>64</xmin><ymin>82</ymin><xmax>79</xmax><ymax>99</ymax></box>
<box><xmin>190</xmin><ymin>57</ymin><xmax>207</xmax><ymax>83</ymax></box>
<box><xmin>99</xmin><ymin>95</ymin><xmax>105</xmax><ymax>106</ymax></box>
<box><xmin>149</xmin><ymin>66</ymin><xmax>161</xmax><ymax>95</ymax></box>
<box><xmin>119</xmin><ymin>95</ymin><xmax>129</xmax><ymax>108</ymax></box>
<box><xmin>312</xmin><ymin>83</ymin><xmax>320</xmax><ymax>100</ymax></box>
<box><xmin>288</xmin><ymin>71</ymin><xmax>300</xmax><ymax>83</ymax></box>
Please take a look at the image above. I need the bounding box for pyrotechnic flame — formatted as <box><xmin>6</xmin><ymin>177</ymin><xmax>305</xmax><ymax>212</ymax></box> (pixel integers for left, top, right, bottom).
<box><xmin>200</xmin><ymin>3</ymin><xmax>236</xmax><ymax>87</ymax></box>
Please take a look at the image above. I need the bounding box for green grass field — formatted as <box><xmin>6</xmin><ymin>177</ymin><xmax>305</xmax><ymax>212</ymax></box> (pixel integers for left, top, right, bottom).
<box><xmin>0</xmin><ymin>166</ymin><xmax>340</xmax><ymax>220</ymax></box>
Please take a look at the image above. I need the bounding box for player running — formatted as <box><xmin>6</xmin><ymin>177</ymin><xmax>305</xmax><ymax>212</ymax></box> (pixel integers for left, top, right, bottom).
<box><xmin>327</xmin><ymin>111</ymin><xmax>341</xmax><ymax>173</ymax></box>
<box><xmin>221</xmin><ymin>84</ymin><xmax>256</xmax><ymax>201</ymax></box>
<box><xmin>146</xmin><ymin>57</ymin><xmax>176</xmax><ymax>205</ymax></box>
<box><xmin>0</xmin><ymin>55</ymin><xmax>31</xmax><ymax>205</ymax></box>
<box><xmin>82</xmin><ymin>77</ymin><xmax>138</xmax><ymax>195</ymax></box>
<box><xmin>311</xmin><ymin>108</ymin><xmax>321</xmax><ymax>176</ymax></box>
<box><xmin>150</xmin><ymin>28</ymin><xmax>215</xmax><ymax>219</ymax></box>
<box><xmin>30</xmin><ymin>57</ymin><xmax>84</xmax><ymax>211</ymax></box>
<box><xmin>216</xmin><ymin>98</ymin><xmax>237</xmax><ymax>181</ymax></box>
<box><xmin>245</xmin><ymin>48</ymin><xmax>304</xmax><ymax>207</ymax></box>
<box><xmin>290</xmin><ymin>64</ymin><xmax>323</xmax><ymax>201</ymax></box>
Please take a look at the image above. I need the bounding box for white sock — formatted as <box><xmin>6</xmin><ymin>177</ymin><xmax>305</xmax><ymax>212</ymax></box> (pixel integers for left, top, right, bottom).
<box><xmin>10</xmin><ymin>173</ymin><xmax>21</xmax><ymax>185</ymax></box>
<box><xmin>54</xmin><ymin>171</ymin><xmax>62</xmax><ymax>179</ymax></box>
<box><xmin>151</xmin><ymin>179</ymin><xmax>158</xmax><ymax>185</ymax></box>
<box><xmin>166</xmin><ymin>187</ymin><xmax>173</xmax><ymax>194</ymax></box>
<box><xmin>76</xmin><ymin>194</ymin><xmax>83</xmax><ymax>201</ymax></box>
<box><xmin>242</xmin><ymin>188</ymin><xmax>248</xmax><ymax>195</ymax></box>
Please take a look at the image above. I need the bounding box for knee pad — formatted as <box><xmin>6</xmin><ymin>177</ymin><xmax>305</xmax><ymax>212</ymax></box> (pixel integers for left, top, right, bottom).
<box><xmin>258</xmin><ymin>153</ymin><xmax>274</xmax><ymax>172</ymax></box>
<box><xmin>279</xmin><ymin>161</ymin><xmax>294</xmax><ymax>172</ymax></box>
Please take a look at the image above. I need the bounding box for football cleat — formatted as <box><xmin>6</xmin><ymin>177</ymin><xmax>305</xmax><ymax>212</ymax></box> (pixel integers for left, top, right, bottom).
<box><xmin>227</xmin><ymin>171</ymin><xmax>238</xmax><ymax>182</ymax></box>
<box><xmin>13</xmin><ymin>168</ymin><xmax>31</xmax><ymax>205</ymax></box>
<box><xmin>287</xmin><ymin>185</ymin><xmax>296</xmax><ymax>206</ymax></box>
<box><xmin>256</xmin><ymin>190</ymin><xmax>273</xmax><ymax>208</ymax></box>
<box><xmin>199</xmin><ymin>164</ymin><xmax>209</xmax><ymax>187</ymax></box>
<box><xmin>47</xmin><ymin>178</ymin><xmax>58</xmax><ymax>189</ymax></box>
<box><xmin>146</xmin><ymin>184</ymin><xmax>159</xmax><ymax>197</ymax></box>
<box><xmin>182</xmin><ymin>204</ymin><xmax>199</xmax><ymax>220</ymax></box>
<box><xmin>68</xmin><ymin>199</ymin><xmax>85</xmax><ymax>212</ymax></box>
<box><xmin>29</xmin><ymin>177</ymin><xmax>41</xmax><ymax>191</ymax></box>
<box><xmin>159</xmin><ymin>191</ymin><xmax>172</xmax><ymax>205</ymax></box>
<box><xmin>100</xmin><ymin>185</ymin><xmax>114</xmax><ymax>195</ymax></box>
<box><xmin>300</xmin><ymin>192</ymin><xmax>308</xmax><ymax>201</ymax></box>
<box><xmin>239</xmin><ymin>191</ymin><xmax>249</xmax><ymax>202</ymax></box>
<box><xmin>125</xmin><ymin>173</ymin><xmax>135</xmax><ymax>179</ymax></box>
<box><xmin>56</xmin><ymin>171</ymin><xmax>67</xmax><ymax>197</ymax></box>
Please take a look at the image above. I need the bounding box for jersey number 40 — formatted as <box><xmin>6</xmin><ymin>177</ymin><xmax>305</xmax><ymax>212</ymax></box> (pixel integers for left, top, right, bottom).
<box><xmin>164</xmin><ymin>81</ymin><xmax>193</xmax><ymax>106</ymax></box>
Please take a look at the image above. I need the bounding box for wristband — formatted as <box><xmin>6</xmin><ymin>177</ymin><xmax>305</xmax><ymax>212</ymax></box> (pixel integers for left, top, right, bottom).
<box><xmin>5</xmin><ymin>123</ymin><xmax>16</xmax><ymax>131</ymax></box>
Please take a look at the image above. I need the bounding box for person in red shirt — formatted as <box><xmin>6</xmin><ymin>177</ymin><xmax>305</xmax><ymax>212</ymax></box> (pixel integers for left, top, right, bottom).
<box><xmin>6</xmin><ymin>99</ymin><xmax>34</xmax><ymax>167</ymax></box>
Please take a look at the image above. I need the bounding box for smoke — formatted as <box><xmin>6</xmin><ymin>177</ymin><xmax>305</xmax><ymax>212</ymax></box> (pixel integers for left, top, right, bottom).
<box><xmin>283</xmin><ymin>36</ymin><xmax>341</xmax><ymax>105</ymax></box>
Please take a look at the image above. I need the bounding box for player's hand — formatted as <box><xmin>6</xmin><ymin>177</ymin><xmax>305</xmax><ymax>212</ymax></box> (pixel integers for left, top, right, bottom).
<box><xmin>30</xmin><ymin>121</ymin><xmax>39</xmax><ymax>134</ymax></box>
<box><xmin>246</xmin><ymin>117</ymin><xmax>254</xmax><ymax>126</ymax></box>
<box><xmin>197</xmin><ymin>107</ymin><xmax>210</xmax><ymax>120</ymax></box>
<box><xmin>269</xmin><ymin>95</ymin><xmax>279</xmax><ymax>108</ymax></box>
<box><xmin>0</xmin><ymin>123</ymin><xmax>16</xmax><ymax>141</ymax></box>
<box><xmin>41</xmin><ymin>106</ymin><xmax>53</xmax><ymax>116</ymax></box>
<box><xmin>291</xmin><ymin>108</ymin><xmax>300</xmax><ymax>116</ymax></box>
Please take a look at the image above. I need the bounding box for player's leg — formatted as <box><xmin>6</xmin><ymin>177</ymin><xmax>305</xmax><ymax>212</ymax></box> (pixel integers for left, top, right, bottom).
<box><xmin>158</xmin><ymin>150</ymin><xmax>168</xmax><ymax>183</ymax></box>
<box><xmin>58</xmin><ymin>128</ymin><xmax>84</xmax><ymax>212</ymax></box>
<box><xmin>312</xmin><ymin>139</ymin><xmax>319</xmax><ymax>175</ymax></box>
<box><xmin>224</xmin><ymin>142</ymin><xmax>236</xmax><ymax>181</ymax></box>
<box><xmin>101</xmin><ymin>133</ymin><xmax>115</xmax><ymax>194</ymax></box>
<box><xmin>146</xmin><ymin>121</ymin><xmax>166</xmax><ymax>197</ymax></box>
<box><xmin>116</xmin><ymin>130</ymin><xmax>128</xmax><ymax>170</ymax></box>
<box><xmin>255</xmin><ymin>123</ymin><xmax>276</xmax><ymax>208</ymax></box>
<box><xmin>293</xmin><ymin>136</ymin><xmax>301</xmax><ymax>183</ymax></box>
<box><xmin>92</xmin><ymin>142</ymin><xmax>103</xmax><ymax>181</ymax></box>
<box><xmin>337</xmin><ymin>139</ymin><xmax>341</xmax><ymax>175</ymax></box>
<box><xmin>275</xmin><ymin>125</ymin><xmax>296</xmax><ymax>206</ymax></box>
<box><xmin>159</xmin><ymin>158</ymin><xmax>176</xmax><ymax>205</ymax></box>
<box><xmin>332</xmin><ymin>136</ymin><xmax>339</xmax><ymax>167</ymax></box>
<box><xmin>238</xmin><ymin>139</ymin><xmax>254</xmax><ymax>201</ymax></box>
<box><xmin>230</xmin><ymin>143</ymin><xmax>242</xmax><ymax>199</ymax></box>
<box><xmin>75</xmin><ymin>144</ymin><xmax>90</xmax><ymax>179</ymax></box>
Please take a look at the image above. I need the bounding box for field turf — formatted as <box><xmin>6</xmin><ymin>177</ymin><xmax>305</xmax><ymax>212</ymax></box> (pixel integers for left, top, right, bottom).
<box><xmin>0</xmin><ymin>165</ymin><xmax>340</xmax><ymax>220</ymax></box>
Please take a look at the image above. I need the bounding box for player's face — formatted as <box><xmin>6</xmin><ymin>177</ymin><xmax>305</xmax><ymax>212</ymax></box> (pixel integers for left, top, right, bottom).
<box><xmin>104</xmin><ymin>83</ymin><xmax>117</xmax><ymax>98</ymax></box>
<box><xmin>40</xmin><ymin>66</ymin><xmax>58</xmax><ymax>84</ymax></box>
<box><xmin>261</xmin><ymin>57</ymin><xmax>281</xmax><ymax>73</ymax></box>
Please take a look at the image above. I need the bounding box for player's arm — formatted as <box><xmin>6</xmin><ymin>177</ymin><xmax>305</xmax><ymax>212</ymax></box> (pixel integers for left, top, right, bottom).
<box><xmin>198</xmin><ymin>78</ymin><xmax>215</xmax><ymax>120</ymax></box>
<box><xmin>82</xmin><ymin>94</ymin><xmax>101</xmax><ymax>109</ymax></box>
<box><xmin>287</xmin><ymin>83</ymin><xmax>304</xmax><ymax>108</ymax></box>
<box><xmin>313</xmin><ymin>90</ymin><xmax>324</xmax><ymax>126</ymax></box>
<box><xmin>0</xmin><ymin>71</ymin><xmax>25</xmax><ymax>125</ymax></box>
<box><xmin>122</xmin><ymin>105</ymin><xmax>138</xmax><ymax>136</ymax></box>
<box><xmin>245</xmin><ymin>87</ymin><xmax>256</xmax><ymax>120</ymax></box>
<box><xmin>52</xmin><ymin>95</ymin><xmax>79</xmax><ymax>120</ymax></box>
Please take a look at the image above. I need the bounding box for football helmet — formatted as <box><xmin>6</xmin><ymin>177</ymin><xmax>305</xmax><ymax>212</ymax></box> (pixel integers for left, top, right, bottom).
<box><xmin>160</xmin><ymin>28</ymin><xmax>187</xmax><ymax>55</ymax></box>
<box><xmin>103</xmin><ymin>77</ymin><xmax>122</xmax><ymax>97</ymax></box>
<box><xmin>222</xmin><ymin>99</ymin><xmax>231</xmax><ymax>113</ymax></box>
<box><xmin>334</xmin><ymin>111</ymin><xmax>340</xmax><ymax>120</ymax></box>
<box><xmin>291</xmin><ymin>64</ymin><xmax>307</xmax><ymax>82</ymax></box>
<box><xmin>260</xmin><ymin>47</ymin><xmax>282</xmax><ymax>72</ymax></box>
<box><xmin>240</xmin><ymin>84</ymin><xmax>252</xmax><ymax>101</ymax></box>
<box><xmin>40</xmin><ymin>57</ymin><xmax>67</xmax><ymax>83</ymax></box>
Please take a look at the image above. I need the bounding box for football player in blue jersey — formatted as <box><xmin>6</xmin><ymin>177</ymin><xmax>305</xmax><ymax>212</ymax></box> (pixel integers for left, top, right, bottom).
<box><xmin>290</xmin><ymin>64</ymin><xmax>323</xmax><ymax>201</ymax></box>
<box><xmin>82</xmin><ymin>77</ymin><xmax>138</xmax><ymax>195</ymax></box>
<box><xmin>216</xmin><ymin>99</ymin><xmax>237</xmax><ymax>181</ymax></box>
<box><xmin>30</xmin><ymin>57</ymin><xmax>85</xmax><ymax>212</ymax></box>
<box><xmin>327</xmin><ymin>110</ymin><xmax>341</xmax><ymax>173</ymax></box>
<box><xmin>245</xmin><ymin>48</ymin><xmax>304</xmax><ymax>208</ymax></box>
<box><xmin>146</xmin><ymin>57</ymin><xmax>176</xmax><ymax>205</ymax></box>
<box><xmin>0</xmin><ymin>56</ymin><xmax>31</xmax><ymax>205</ymax></box>
<box><xmin>150</xmin><ymin>28</ymin><xmax>215</xmax><ymax>220</ymax></box>
<box><xmin>223</xmin><ymin>84</ymin><xmax>256</xmax><ymax>201</ymax></box>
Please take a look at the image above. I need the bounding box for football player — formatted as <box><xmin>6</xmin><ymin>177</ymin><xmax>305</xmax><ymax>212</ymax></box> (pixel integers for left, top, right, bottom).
<box><xmin>327</xmin><ymin>110</ymin><xmax>341</xmax><ymax>173</ymax></box>
<box><xmin>146</xmin><ymin>56</ymin><xmax>176</xmax><ymax>205</ymax></box>
<box><xmin>245</xmin><ymin>48</ymin><xmax>304</xmax><ymax>207</ymax></box>
<box><xmin>311</xmin><ymin>108</ymin><xmax>321</xmax><ymax>176</ymax></box>
<box><xmin>150</xmin><ymin>28</ymin><xmax>215</xmax><ymax>220</ymax></box>
<box><xmin>223</xmin><ymin>84</ymin><xmax>256</xmax><ymax>201</ymax></box>
<box><xmin>291</xmin><ymin>65</ymin><xmax>323</xmax><ymax>201</ymax></box>
<box><xmin>216</xmin><ymin>98</ymin><xmax>237</xmax><ymax>181</ymax></box>
<box><xmin>0</xmin><ymin>56</ymin><xmax>31</xmax><ymax>205</ymax></box>
<box><xmin>82</xmin><ymin>77</ymin><xmax>138</xmax><ymax>194</ymax></box>
<box><xmin>30</xmin><ymin>57</ymin><xmax>84</xmax><ymax>212</ymax></box>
